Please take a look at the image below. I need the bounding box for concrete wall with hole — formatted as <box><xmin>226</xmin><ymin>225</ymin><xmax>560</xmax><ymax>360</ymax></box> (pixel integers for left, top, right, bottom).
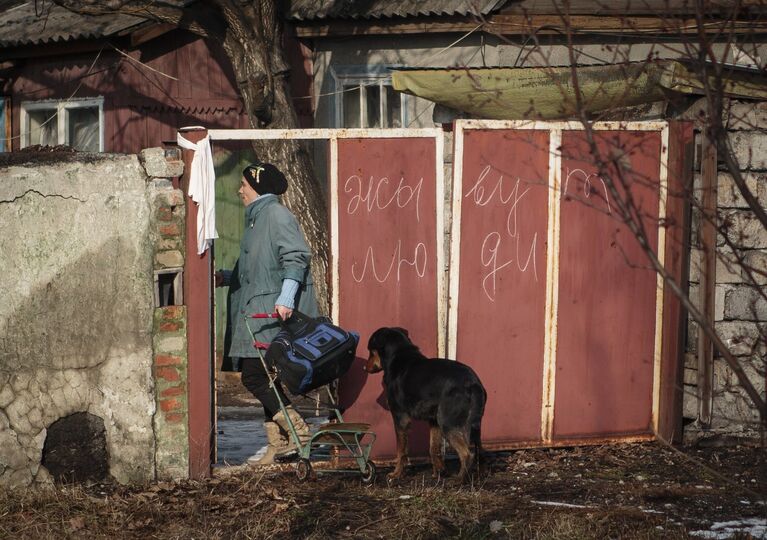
<box><xmin>0</xmin><ymin>149</ymin><xmax>187</xmax><ymax>487</ymax></box>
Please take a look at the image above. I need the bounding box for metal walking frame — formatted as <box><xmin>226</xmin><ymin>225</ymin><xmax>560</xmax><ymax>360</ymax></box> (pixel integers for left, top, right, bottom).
<box><xmin>245</xmin><ymin>312</ymin><xmax>377</xmax><ymax>484</ymax></box>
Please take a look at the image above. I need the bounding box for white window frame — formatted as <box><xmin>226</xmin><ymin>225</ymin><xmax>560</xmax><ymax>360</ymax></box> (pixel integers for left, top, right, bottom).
<box><xmin>20</xmin><ymin>97</ymin><xmax>104</xmax><ymax>151</ymax></box>
<box><xmin>331</xmin><ymin>68</ymin><xmax>407</xmax><ymax>128</ymax></box>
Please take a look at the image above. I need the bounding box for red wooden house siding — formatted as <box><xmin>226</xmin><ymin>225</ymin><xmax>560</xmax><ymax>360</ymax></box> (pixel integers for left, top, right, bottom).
<box><xmin>7</xmin><ymin>28</ymin><xmax>313</xmax><ymax>153</ymax></box>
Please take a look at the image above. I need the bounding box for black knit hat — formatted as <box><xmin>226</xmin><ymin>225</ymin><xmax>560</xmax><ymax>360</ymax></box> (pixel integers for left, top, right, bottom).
<box><xmin>242</xmin><ymin>162</ymin><xmax>288</xmax><ymax>195</ymax></box>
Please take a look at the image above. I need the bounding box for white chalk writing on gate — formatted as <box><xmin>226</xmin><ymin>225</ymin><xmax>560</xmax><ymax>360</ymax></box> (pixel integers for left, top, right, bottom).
<box><xmin>344</xmin><ymin>175</ymin><xmax>424</xmax><ymax>222</ymax></box>
<box><xmin>465</xmin><ymin>165</ymin><xmax>539</xmax><ymax>301</ymax></box>
<box><xmin>351</xmin><ymin>241</ymin><xmax>428</xmax><ymax>283</ymax></box>
<box><xmin>562</xmin><ymin>168</ymin><xmax>613</xmax><ymax>214</ymax></box>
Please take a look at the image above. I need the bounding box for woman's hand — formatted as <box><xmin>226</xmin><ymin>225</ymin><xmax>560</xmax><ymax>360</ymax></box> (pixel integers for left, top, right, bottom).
<box><xmin>275</xmin><ymin>304</ymin><xmax>293</xmax><ymax>321</ymax></box>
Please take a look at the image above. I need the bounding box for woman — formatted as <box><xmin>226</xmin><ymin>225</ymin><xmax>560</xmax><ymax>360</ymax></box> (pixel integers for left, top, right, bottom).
<box><xmin>217</xmin><ymin>161</ymin><xmax>319</xmax><ymax>466</ymax></box>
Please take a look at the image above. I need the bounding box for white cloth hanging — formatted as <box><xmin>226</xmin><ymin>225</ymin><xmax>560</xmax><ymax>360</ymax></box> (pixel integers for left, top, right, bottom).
<box><xmin>177</xmin><ymin>132</ymin><xmax>218</xmax><ymax>255</ymax></box>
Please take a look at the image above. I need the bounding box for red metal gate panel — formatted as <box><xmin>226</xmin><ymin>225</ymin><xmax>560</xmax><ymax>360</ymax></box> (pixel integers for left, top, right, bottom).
<box><xmin>449</xmin><ymin>120</ymin><xmax>689</xmax><ymax>449</ymax></box>
<box><xmin>553</xmin><ymin>130</ymin><xmax>661</xmax><ymax>439</ymax></box>
<box><xmin>335</xmin><ymin>136</ymin><xmax>442</xmax><ymax>459</ymax></box>
<box><xmin>451</xmin><ymin>129</ymin><xmax>550</xmax><ymax>446</ymax></box>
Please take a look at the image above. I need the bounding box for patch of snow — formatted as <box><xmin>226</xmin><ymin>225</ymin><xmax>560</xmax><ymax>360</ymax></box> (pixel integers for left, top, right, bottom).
<box><xmin>489</xmin><ymin>520</ymin><xmax>504</xmax><ymax>533</ymax></box>
<box><xmin>639</xmin><ymin>507</ymin><xmax>664</xmax><ymax>514</ymax></box>
<box><xmin>689</xmin><ymin>518</ymin><xmax>767</xmax><ymax>539</ymax></box>
<box><xmin>532</xmin><ymin>500</ymin><xmax>593</xmax><ymax>509</ymax></box>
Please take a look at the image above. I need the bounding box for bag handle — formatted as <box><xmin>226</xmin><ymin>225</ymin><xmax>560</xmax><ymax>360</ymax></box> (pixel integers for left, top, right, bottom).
<box><xmin>249</xmin><ymin>310</ymin><xmax>318</xmax><ymax>341</ymax></box>
<box><xmin>278</xmin><ymin>309</ymin><xmax>315</xmax><ymax>340</ymax></box>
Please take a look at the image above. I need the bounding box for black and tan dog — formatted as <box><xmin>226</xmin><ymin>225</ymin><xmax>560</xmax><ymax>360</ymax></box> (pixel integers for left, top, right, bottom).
<box><xmin>365</xmin><ymin>327</ymin><xmax>487</xmax><ymax>483</ymax></box>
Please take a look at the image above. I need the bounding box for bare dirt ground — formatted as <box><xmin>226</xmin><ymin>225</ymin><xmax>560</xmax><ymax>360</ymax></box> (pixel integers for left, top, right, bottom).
<box><xmin>1</xmin><ymin>440</ymin><xmax>764</xmax><ymax>539</ymax></box>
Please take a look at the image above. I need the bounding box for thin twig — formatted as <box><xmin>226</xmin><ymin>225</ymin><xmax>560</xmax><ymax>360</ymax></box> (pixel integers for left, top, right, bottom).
<box><xmin>353</xmin><ymin>514</ymin><xmax>395</xmax><ymax>534</ymax></box>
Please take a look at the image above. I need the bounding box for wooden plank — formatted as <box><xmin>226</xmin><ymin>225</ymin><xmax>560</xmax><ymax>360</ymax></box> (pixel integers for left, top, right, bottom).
<box><xmin>180</xmin><ymin>127</ymin><xmax>214</xmax><ymax>479</ymax></box>
<box><xmin>335</xmin><ymin>136</ymin><xmax>440</xmax><ymax>460</ymax></box>
<box><xmin>554</xmin><ymin>130</ymin><xmax>661</xmax><ymax>439</ymax></box>
<box><xmin>697</xmin><ymin>131</ymin><xmax>717</xmax><ymax>427</ymax></box>
<box><xmin>4</xmin><ymin>97</ymin><xmax>11</xmax><ymax>151</ymax></box>
<box><xmin>130</xmin><ymin>23</ymin><xmax>175</xmax><ymax>48</ymax></box>
<box><xmin>486</xmin><ymin>15</ymin><xmax>765</xmax><ymax>34</ymax></box>
<box><xmin>293</xmin><ymin>14</ymin><xmax>767</xmax><ymax>37</ymax></box>
<box><xmin>451</xmin><ymin>128</ymin><xmax>550</xmax><ymax>445</ymax></box>
<box><xmin>499</xmin><ymin>0</ymin><xmax>767</xmax><ymax>15</ymax></box>
<box><xmin>187</xmin><ymin>36</ymin><xmax>209</xmax><ymax>101</ymax></box>
<box><xmin>659</xmin><ymin>121</ymin><xmax>694</xmax><ymax>443</ymax></box>
<box><xmin>176</xmin><ymin>34</ymin><xmax>193</xmax><ymax>100</ymax></box>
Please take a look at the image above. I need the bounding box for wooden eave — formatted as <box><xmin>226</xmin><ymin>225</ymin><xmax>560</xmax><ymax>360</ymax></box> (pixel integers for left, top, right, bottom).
<box><xmin>292</xmin><ymin>13</ymin><xmax>767</xmax><ymax>38</ymax></box>
<box><xmin>0</xmin><ymin>21</ymin><xmax>179</xmax><ymax>61</ymax></box>
<box><xmin>498</xmin><ymin>0</ymin><xmax>767</xmax><ymax>15</ymax></box>
<box><xmin>486</xmin><ymin>14</ymin><xmax>767</xmax><ymax>36</ymax></box>
<box><xmin>0</xmin><ymin>38</ymin><xmax>117</xmax><ymax>61</ymax></box>
<box><xmin>291</xmin><ymin>15</ymin><xmax>479</xmax><ymax>38</ymax></box>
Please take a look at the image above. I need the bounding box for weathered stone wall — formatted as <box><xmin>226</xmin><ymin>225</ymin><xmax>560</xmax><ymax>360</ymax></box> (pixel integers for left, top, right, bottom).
<box><xmin>685</xmin><ymin>101</ymin><xmax>767</xmax><ymax>438</ymax></box>
<box><xmin>0</xmin><ymin>149</ymin><xmax>187</xmax><ymax>487</ymax></box>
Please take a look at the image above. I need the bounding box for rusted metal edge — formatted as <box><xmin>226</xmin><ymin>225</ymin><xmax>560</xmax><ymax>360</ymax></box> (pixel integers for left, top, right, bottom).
<box><xmin>482</xmin><ymin>433</ymin><xmax>656</xmax><ymax>451</ymax></box>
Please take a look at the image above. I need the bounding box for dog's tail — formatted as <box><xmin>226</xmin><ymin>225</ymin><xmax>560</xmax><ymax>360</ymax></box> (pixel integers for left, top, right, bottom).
<box><xmin>469</xmin><ymin>383</ymin><xmax>487</xmax><ymax>461</ymax></box>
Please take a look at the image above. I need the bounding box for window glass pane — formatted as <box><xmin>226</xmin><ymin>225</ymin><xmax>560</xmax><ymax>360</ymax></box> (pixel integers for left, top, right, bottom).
<box><xmin>385</xmin><ymin>85</ymin><xmax>402</xmax><ymax>128</ymax></box>
<box><xmin>67</xmin><ymin>107</ymin><xmax>99</xmax><ymax>151</ymax></box>
<box><xmin>343</xmin><ymin>85</ymin><xmax>360</xmax><ymax>128</ymax></box>
<box><xmin>28</xmin><ymin>108</ymin><xmax>58</xmax><ymax>146</ymax></box>
<box><xmin>366</xmin><ymin>84</ymin><xmax>381</xmax><ymax>128</ymax></box>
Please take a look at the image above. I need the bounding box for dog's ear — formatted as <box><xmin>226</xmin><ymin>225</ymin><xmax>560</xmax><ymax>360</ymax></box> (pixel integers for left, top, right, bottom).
<box><xmin>391</xmin><ymin>327</ymin><xmax>410</xmax><ymax>339</ymax></box>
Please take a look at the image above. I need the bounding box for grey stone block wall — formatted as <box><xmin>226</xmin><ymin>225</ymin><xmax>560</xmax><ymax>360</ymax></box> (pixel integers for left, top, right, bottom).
<box><xmin>685</xmin><ymin>100</ymin><xmax>767</xmax><ymax>438</ymax></box>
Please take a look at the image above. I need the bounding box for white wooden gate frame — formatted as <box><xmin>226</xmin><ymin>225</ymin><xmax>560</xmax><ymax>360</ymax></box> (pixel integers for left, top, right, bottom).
<box><xmin>209</xmin><ymin>122</ymin><xmax>673</xmax><ymax>444</ymax></box>
<box><xmin>208</xmin><ymin>128</ymin><xmax>447</xmax><ymax>356</ymax></box>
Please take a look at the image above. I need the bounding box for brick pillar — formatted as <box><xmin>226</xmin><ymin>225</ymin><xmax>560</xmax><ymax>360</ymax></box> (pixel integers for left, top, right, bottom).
<box><xmin>153</xmin><ymin>306</ymin><xmax>189</xmax><ymax>478</ymax></box>
<box><xmin>142</xmin><ymin>147</ymin><xmax>190</xmax><ymax>479</ymax></box>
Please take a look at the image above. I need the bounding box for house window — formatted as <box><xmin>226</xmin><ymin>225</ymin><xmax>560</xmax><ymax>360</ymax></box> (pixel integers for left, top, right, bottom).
<box><xmin>20</xmin><ymin>98</ymin><xmax>104</xmax><ymax>151</ymax></box>
<box><xmin>333</xmin><ymin>70</ymin><xmax>405</xmax><ymax>128</ymax></box>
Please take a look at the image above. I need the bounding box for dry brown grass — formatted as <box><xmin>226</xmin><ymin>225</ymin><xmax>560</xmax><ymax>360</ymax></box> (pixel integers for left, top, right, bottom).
<box><xmin>0</xmin><ymin>442</ymin><xmax>763</xmax><ymax>539</ymax></box>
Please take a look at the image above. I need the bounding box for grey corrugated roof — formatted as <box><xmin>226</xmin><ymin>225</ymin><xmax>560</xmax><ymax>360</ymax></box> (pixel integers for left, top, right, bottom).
<box><xmin>0</xmin><ymin>1</ymin><xmax>148</xmax><ymax>47</ymax></box>
<box><xmin>286</xmin><ymin>0</ymin><xmax>508</xmax><ymax>20</ymax></box>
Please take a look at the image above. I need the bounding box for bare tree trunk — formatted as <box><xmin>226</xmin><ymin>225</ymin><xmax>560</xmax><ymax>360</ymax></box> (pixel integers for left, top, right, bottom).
<box><xmin>216</xmin><ymin>0</ymin><xmax>330</xmax><ymax>313</ymax></box>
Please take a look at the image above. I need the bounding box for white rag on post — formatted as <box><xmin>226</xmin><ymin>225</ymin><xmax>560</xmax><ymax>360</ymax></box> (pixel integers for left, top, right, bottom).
<box><xmin>177</xmin><ymin>132</ymin><xmax>218</xmax><ymax>255</ymax></box>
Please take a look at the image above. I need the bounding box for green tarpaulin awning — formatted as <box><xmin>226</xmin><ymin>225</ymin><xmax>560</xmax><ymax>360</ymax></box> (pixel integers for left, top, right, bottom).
<box><xmin>392</xmin><ymin>61</ymin><xmax>767</xmax><ymax>120</ymax></box>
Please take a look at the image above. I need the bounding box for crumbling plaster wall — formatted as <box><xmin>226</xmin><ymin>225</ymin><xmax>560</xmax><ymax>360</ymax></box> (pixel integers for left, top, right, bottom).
<box><xmin>0</xmin><ymin>153</ymin><xmax>157</xmax><ymax>487</ymax></box>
